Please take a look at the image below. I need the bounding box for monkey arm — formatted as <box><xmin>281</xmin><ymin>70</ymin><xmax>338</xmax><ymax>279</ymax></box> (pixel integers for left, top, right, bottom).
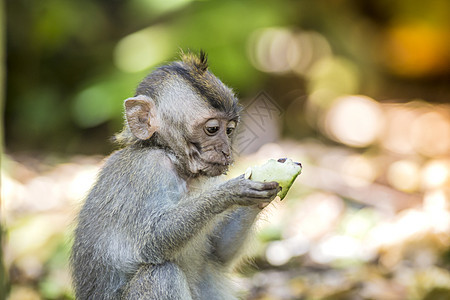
<box><xmin>139</xmin><ymin>181</ymin><xmax>276</xmax><ymax>265</ymax></box>
<box><xmin>209</xmin><ymin>206</ymin><xmax>261</xmax><ymax>266</ymax></box>
<box><xmin>98</xmin><ymin>148</ymin><xmax>277</xmax><ymax>267</ymax></box>
<box><xmin>141</xmin><ymin>190</ymin><xmax>232</xmax><ymax>264</ymax></box>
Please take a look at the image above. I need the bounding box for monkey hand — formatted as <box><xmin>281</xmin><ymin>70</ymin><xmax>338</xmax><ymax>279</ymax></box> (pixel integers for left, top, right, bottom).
<box><xmin>221</xmin><ymin>175</ymin><xmax>280</xmax><ymax>208</ymax></box>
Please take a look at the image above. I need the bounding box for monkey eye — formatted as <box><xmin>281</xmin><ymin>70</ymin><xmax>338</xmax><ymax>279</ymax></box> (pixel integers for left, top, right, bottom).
<box><xmin>204</xmin><ymin>119</ymin><xmax>220</xmax><ymax>136</ymax></box>
<box><xmin>226</xmin><ymin>121</ymin><xmax>237</xmax><ymax>136</ymax></box>
<box><xmin>206</xmin><ymin>126</ymin><xmax>219</xmax><ymax>135</ymax></box>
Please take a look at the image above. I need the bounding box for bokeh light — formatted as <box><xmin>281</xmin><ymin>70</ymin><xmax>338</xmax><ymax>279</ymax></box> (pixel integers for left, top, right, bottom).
<box><xmin>114</xmin><ymin>25</ymin><xmax>173</xmax><ymax>73</ymax></box>
<box><xmin>247</xmin><ymin>28</ymin><xmax>332</xmax><ymax>75</ymax></box>
<box><xmin>387</xmin><ymin>160</ymin><xmax>421</xmax><ymax>193</ymax></box>
<box><xmin>307</xmin><ymin>57</ymin><xmax>359</xmax><ymax>101</ymax></box>
<box><xmin>422</xmin><ymin>160</ymin><xmax>450</xmax><ymax>189</ymax></box>
<box><xmin>382</xmin><ymin>104</ymin><xmax>420</xmax><ymax>155</ymax></box>
<box><xmin>324</xmin><ymin>95</ymin><xmax>384</xmax><ymax>148</ymax></box>
<box><xmin>247</xmin><ymin>27</ymin><xmax>297</xmax><ymax>73</ymax></box>
<box><xmin>341</xmin><ymin>154</ymin><xmax>378</xmax><ymax>188</ymax></box>
<box><xmin>383</xmin><ymin>22</ymin><xmax>450</xmax><ymax>77</ymax></box>
<box><xmin>411</xmin><ymin>111</ymin><xmax>450</xmax><ymax>157</ymax></box>
<box><xmin>265</xmin><ymin>241</ymin><xmax>292</xmax><ymax>266</ymax></box>
<box><xmin>72</xmin><ymin>85</ymin><xmax>116</xmax><ymax>128</ymax></box>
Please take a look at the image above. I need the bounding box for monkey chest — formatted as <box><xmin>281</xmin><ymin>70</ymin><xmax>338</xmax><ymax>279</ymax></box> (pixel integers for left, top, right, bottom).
<box><xmin>173</xmin><ymin>219</ymin><xmax>220</xmax><ymax>275</ymax></box>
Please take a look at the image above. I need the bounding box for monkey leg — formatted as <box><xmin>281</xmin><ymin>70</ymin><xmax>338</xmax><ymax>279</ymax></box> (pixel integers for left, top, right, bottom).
<box><xmin>121</xmin><ymin>263</ymin><xmax>193</xmax><ymax>300</ymax></box>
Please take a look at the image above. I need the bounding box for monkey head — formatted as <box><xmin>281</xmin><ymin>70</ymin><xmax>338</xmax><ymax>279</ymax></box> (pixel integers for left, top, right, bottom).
<box><xmin>117</xmin><ymin>51</ymin><xmax>241</xmax><ymax>178</ymax></box>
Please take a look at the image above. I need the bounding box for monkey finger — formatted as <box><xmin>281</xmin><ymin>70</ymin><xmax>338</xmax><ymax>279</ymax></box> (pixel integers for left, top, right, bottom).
<box><xmin>263</xmin><ymin>181</ymin><xmax>280</xmax><ymax>190</ymax></box>
<box><xmin>248</xmin><ymin>180</ymin><xmax>279</xmax><ymax>191</ymax></box>
<box><xmin>245</xmin><ymin>188</ymin><xmax>279</xmax><ymax>199</ymax></box>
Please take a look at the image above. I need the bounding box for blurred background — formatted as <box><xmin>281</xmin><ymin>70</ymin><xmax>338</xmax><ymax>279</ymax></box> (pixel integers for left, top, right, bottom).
<box><xmin>2</xmin><ymin>0</ymin><xmax>450</xmax><ymax>299</ymax></box>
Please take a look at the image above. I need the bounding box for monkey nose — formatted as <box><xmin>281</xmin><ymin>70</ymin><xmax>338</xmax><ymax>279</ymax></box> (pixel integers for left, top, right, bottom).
<box><xmin>222</xmin><ymin>149</ymin><xmax>230</xmax><ymax>158</ymax></box>
<box><xmin>222</xmin><ymin>150</ymin><xmax>231</xmax><ymax>163</ymax></box>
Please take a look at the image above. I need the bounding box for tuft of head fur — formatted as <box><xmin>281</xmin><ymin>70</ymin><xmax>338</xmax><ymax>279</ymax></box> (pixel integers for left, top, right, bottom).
<box><xmin>171</xmin><ymin>50</ymin><xmax>239</xmax><ymax>115</ymax></box>
<box><xmin>134</xmin><ymin>50</ymin><xmax>239</xmax><ymax>113</ymax></box>
<box><xmin>180</xmin><ymin>50</ymin><xmax>209</xmax><ymax>74</ymax></box>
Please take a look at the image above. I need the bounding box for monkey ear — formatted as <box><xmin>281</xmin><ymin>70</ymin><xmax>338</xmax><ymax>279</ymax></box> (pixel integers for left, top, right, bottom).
<box><xmin>124</xmin><ymin>95</ymin><xmax>159</xmax><ymax>140</ymax></box>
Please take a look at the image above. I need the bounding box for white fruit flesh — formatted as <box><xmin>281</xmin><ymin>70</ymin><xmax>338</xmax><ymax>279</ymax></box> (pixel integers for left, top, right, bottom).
<box><xmin>246</xmin><ymin>158</ymin><xmax>302</xmax><ymax>200</ymax></box>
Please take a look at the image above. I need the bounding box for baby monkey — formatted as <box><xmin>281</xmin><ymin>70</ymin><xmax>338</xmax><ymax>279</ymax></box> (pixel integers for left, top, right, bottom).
<box><xmin>70</xmin><ymin>51</ymin><xmax>280</xmax><ymax>299</ymax></box>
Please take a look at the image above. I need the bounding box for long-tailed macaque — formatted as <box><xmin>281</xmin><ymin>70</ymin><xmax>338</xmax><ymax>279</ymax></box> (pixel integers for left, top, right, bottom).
<box><xmin>71</xmin><ymin>51</ymin><xmax>280</xmax><ymax>299</ymax></box>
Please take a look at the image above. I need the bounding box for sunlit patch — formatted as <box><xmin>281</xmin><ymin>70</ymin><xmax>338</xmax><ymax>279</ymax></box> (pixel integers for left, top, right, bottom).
<box><xmin>392</xmin><ymin>209</ymin><xmax>428</xmax><ymax>241</ymax></box>
<box><xmin>67</xmin><ymin>166</ymin><xmax>100</xmax><ymax>201</ymax></box>
<box><xmin>423</xmin><ymin>189</ymin><xmax>448</xmax><ymax>213</ymax></box>
<box><xmin>287</xmin><ymin>192</ymin><xmax>344</xmax><ymax>240</ymax></box>
<box><xmin>113</xmin><ymin>25</ymin><xmax>172</xmax><ymax>73</ymax></box>
<box><xmin>2</xmin><ymin>172</ymin><xmax>26</xmax><ymax>214</ymax></box>
<box><xmin>310</xmin><ymin>235</ymin><xmax>372</xmax><ymax>264</ymax></box>
<box><xmin>340</xmin><ymin>208</ymin><xmax>378</xmax><ymax>239</ymax></box>
<box><xmin>324</xmin><ymin>95</ymin><xmax>384</xmax><ymax>147</ymax></box>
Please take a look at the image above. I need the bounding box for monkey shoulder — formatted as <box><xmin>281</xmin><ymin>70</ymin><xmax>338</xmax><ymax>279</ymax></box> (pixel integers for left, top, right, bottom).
<box><xmin>97</xmin><ymin>146</ymin><xmax>186</xmax><ymax>200</ymax></box>
<box><xmin>105</xmin><ymin>146</ymin><xmax>179</xmax><ymax>179</ymax></box>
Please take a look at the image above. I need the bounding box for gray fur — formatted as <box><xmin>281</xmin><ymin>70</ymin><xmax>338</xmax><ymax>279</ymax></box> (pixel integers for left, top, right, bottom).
<box><xmin>71</xmin><ymin>53</ymin><xmax>279</xmax><ymax>299</ymax></box>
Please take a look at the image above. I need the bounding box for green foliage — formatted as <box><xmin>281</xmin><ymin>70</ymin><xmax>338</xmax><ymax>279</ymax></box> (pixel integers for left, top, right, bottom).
<box><xmin>71</xmin><ymin>72</ymin><xmax>145</xmax><ymax>128</ymax></box>
<box><xmin>6</xmin><ymin>0</ymin><xmax>450</xmax><ymax>154</ymax></box>
<box><xmin>5</xmin><ymin>0</ymin><xmax>297</xmax><ymax>154</ymax></box>
<box><xmin>38</xmin><ymin>238</ymin><xmax>73</xmax><ymax>299</ymax></box>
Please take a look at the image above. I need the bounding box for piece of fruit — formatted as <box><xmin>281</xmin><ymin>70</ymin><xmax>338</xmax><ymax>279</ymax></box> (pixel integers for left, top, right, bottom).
<box><xmin>245</xmin><ymin>158</ymin><xmax>302</xmax><ymax>200</ymax></box>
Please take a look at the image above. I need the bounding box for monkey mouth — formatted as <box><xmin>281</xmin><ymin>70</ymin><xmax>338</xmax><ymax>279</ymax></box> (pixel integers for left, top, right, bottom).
<box><xmin>205</xmin><ymin>159</ymin><xmax>230</xmax><ymax>169</ymax></box>
<box><xmin>200</xmin><ymin>164</ymin><xmax>229</xmax><ymax>176</ymax></box>
<box><xmin>210</xmin><ymin>160</ymin><xmax>231</xmax><ymax>167</ymax></box>
<box><xmin>188</xmin><ymin>144</ymin><xmax>232</xmax><ymax>176</ymax></box>
<box><xmin>196</xmin><ymin>159</ymin><xmax>231</xmax><ymax>177</ymax></box>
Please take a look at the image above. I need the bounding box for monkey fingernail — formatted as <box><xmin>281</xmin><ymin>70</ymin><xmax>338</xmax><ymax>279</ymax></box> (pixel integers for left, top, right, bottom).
<box><xmin>258</xmin><ymin>202</ymin><xmax>270</xmax><ymax>209</ymax></box>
